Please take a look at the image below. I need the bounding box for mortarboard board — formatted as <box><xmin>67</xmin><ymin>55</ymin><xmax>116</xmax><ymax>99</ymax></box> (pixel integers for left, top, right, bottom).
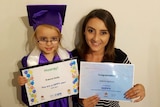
<box><xmin>27</xmin><ymin>5</ymin><xmax>67</xmax><ymax>32</ymax></box>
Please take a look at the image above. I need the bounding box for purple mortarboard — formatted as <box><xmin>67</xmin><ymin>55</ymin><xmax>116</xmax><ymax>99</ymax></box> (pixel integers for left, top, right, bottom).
<box><xmin>27</xmin><ymin>5</ymin><xmax>67</xmax><ymax>32</ymax></box>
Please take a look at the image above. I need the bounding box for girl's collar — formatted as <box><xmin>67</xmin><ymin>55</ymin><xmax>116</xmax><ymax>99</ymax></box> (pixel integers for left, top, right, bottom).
<box><xmin>27</xmin><ymin>46</ymin><xmax>70</xmax><ymax>66</ymax></box>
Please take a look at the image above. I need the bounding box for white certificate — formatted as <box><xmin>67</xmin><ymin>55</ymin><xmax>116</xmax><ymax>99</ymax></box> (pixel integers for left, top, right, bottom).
<box><xmin>79</xmin><ymin>61</ymin><xmax>134</xmax><ymax>102</ymax></box>
<box><xmin>20</xmin><ymin>58</ymin><xmax>79</xmax><ymax>106</ymax></box>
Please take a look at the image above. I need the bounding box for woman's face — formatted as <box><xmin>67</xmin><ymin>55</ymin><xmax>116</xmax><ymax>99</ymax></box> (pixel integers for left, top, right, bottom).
<box><xmin>35</xmin><ymin>25</ymin><xmax>60</xmax><ymax>56</ymax></box>
<box><xmin>84</xmin><ymin>17</ymin><xmax>110</xmax><ymax>53</ymax></box>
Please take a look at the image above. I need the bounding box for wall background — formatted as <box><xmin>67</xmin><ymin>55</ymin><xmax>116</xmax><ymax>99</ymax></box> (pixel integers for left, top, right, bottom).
<box><xmin>0</xmin><ymin>0</ymin><xmax>159</xmax><ymax>107</ymax></box>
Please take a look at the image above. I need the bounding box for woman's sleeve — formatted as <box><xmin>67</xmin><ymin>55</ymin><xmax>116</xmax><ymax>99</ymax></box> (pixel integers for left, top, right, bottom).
<box><xmin>115</xmin><ymin>48</ymin><xmax>131</xmax><ymax>64</ymax></box>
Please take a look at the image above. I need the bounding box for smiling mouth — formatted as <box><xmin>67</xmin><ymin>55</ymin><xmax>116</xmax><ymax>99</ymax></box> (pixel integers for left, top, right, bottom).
<box><xmin>91</xmin><ymin>42</ymin><xmax>100</xmax><ymax>46</ymax></box>
<box><xmin>45</xmin><ymin>48</ymin><xmax>53</xmax><ymax>51</ymax></box>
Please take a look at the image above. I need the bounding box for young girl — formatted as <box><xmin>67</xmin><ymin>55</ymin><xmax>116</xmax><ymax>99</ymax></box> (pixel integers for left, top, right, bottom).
<box><xmin>18</xmin><ymin>5</ymin><xmax>72</xmax><ymax>107</ymax></box>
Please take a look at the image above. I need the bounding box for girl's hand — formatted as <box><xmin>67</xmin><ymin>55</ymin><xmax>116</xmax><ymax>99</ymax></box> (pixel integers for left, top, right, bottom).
<box><xmin>82</xmin><ymin>95</ymin><xmax>100</xmax><ymax>107</ymax></box>
<box><xmin>18</xmin><ymin>76</ymin><xmax>27</xmax><ymax>86</ymax></box>
<box><xmin>125</xmin><ymin>84</ymin><xmax>145</xmax><ymax>102</ymax></box>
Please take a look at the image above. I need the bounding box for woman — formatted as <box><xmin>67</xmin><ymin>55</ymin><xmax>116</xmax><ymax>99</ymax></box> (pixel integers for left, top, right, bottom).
<box><xmin>72</xmin><ymin>9</ymin><xmax>145</xmax><ymax>107</ymax></box>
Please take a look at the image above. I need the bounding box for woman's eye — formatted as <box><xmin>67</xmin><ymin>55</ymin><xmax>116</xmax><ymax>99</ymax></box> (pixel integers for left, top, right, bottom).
<box><xmin>100</xmin><ymin>31</ymin><xmax>108</xmax><ymax>35</ymax></box>
<box><xmin>88</xmin><ymin>29</ymin><xmax>94</xmax><ymax>33</ymax></box>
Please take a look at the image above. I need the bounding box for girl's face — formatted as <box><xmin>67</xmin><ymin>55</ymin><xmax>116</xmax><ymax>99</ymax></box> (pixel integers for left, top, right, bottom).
<box><xmin>84</xmin><ymin>17</ymin><xmax>110</xmax><ymax>53</ymax></box>
<box><xmin>35</xmin><ymin>25</ymin><xmax>60</xmax><ymax>56</ymax></box>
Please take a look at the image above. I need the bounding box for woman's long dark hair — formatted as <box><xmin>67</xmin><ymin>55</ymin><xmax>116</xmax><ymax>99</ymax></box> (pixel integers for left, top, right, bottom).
<box><xmin>76</xmin><ymin>9</ymin><xmax>116</xmax><ymax>61</ymax></box>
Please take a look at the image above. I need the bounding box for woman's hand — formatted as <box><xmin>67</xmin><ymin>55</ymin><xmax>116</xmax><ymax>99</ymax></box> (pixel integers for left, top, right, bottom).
<box><xmin>18</xmin><ymin>76</ymin><xmax>27</xmax><ymax>86</ymax></box>
<box><xmin>125</xmin><ymin>84</ymin><xmax>145</xmax><ymax>102</ymax></box>
<box><xmin>82</xmin><ymin>95</ymin><xmax>100</xmax><ymax>107</ymax></box>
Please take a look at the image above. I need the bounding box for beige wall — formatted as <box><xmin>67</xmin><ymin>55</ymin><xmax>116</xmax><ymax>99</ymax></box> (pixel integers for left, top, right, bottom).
<box><xmin>0</xmin><ymin>0</ymin><xmax>159</xmax><ymax>107</ymax></box>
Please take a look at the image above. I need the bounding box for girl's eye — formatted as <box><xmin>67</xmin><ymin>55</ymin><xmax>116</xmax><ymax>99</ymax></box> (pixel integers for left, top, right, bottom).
<box><xmin>51</xmin><ymin>37</ymin><xmax>59</xmax><ymax>41</ymax></box>
<box><xmin>39</xmin><ymin>37</ymin><xmax>47</xmax><ymax>41</ymax></box>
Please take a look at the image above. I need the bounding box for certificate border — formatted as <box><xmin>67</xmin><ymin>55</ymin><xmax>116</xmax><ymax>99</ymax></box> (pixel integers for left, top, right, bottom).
<box><xmin>79</xmin><ymin>61</ymin><xmax>134</xmax><ymax>102</ymax></box>
<box><xmin>20</xmin><ymin>57</ymin><xmax>78</xmax><ymax>106</ymax></box>
<box><xmin>20</xmin><ymin>57</ymin><xmax>78</xmax><ymax>71</ymax></box>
